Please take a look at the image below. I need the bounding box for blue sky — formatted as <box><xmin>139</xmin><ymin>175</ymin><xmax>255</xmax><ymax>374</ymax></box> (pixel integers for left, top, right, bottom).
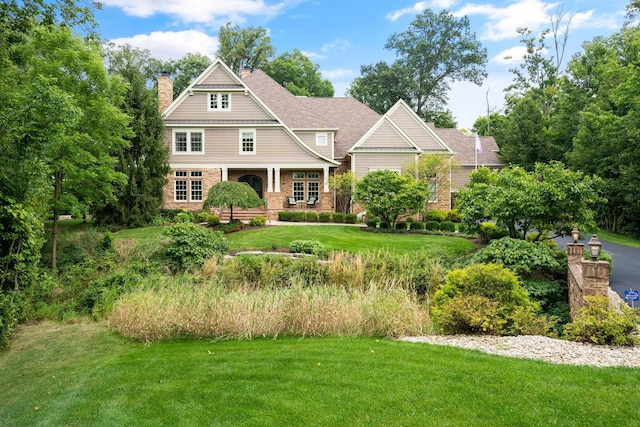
<box><xmin>97</xmin><ymin>0</ymin><xmax>630</xmax><ymax>129</ymax></box>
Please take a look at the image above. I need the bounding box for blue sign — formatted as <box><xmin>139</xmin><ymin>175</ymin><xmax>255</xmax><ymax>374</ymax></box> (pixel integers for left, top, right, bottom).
<box><xmin>624</xmin><ymin>290</ymin><xmax>639</xmax><ymax>301</ymax></box>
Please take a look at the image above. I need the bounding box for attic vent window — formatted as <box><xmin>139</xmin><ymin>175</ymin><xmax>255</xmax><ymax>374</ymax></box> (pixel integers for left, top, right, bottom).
<box><xmin>208</xmin><ymin>93</ymin><xmax>231</xmax><ymax>111</ymax></box>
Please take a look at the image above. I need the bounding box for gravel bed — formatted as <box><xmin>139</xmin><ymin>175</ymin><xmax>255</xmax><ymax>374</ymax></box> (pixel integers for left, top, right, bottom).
<box><xmin>400</xmin><ymin>335</ymin><xmax>640</xmax><ymax>367</ymax></box>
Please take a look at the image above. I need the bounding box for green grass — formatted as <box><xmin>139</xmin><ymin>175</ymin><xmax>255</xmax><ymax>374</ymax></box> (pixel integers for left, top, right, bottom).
<box><xmin>112</xmin><ymin>225</ymin><xmax>167</xmax><ymax>243</ymax></box>
<box><xmin>598</xmin><ymin>229</ymin><xmax>640</xmax><ymax>249</ymax></box>
<box><xmin>226</xmin><ymin>225</ymin><xmax>476</xmax><ymax>256</ymax></box>
<box><xmin>1</xmin><ymin>322</ymin><xmax>639</xmax><ymax>427</ymax></box>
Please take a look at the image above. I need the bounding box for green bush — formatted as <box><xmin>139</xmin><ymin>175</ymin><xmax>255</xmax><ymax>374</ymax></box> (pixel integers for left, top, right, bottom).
<box><xmin>318</xmin><ymin>212</ymin><xmax>331</xmax><ymax>223</ymax></box>
<box><xmin>379</xmin><ymin>222</ymin><xmax>390</xmax><ymax>229</ymax></box>
<box><xmin>479</xmin><ymin>222</ymin><xmax>509</xmax><ymax>243</ymax></box>
<box><xmin>432</xmin><ymin>263</ymin><xmax>552</xmax><ymax>336</ymax></box>
<box><xmin>583</xmin><ymin>249</ymin><xmax>614</xmax><ymax>273</ymax></box>
<box><xmin>564</xmin><ymin>297</ymin><xmax>640</xmax><ymax>346</ymax></box>
<box><xmin>424</xmin><ymin>221</ymin><xmax>440</xmax><ymax>231</ymax></box>
<box><xmin>440</xmin><ymin>221</ymin><xmax>456</xmax><ymax>232</ymax></box>
<box><xmin>278</xmin><ymin>211</ymin><xmax>292</xmax><ymax>221</ymax></box>
<box><xmin>0</xmin><ymin>291</ymin><xmax>20</xmax><ymax>348</ymax></box>
<box><xmin>290</xmin><ymin>240</ymin><xmax>325</xmax><ymax>256</ymax></box>
<box><xmin>410</xmin><ymin>222</ymin><xmax>425</xmax><ymax>231</ymax></box>
<box><xmin>306</xmin><ymin>212</ymin><xmax>319</xmax><ymax>222</ymax></box>
<box><xmin>217</xmin><ymin>222</ymin><xmax>245</xmax><ymax>234</ymax></box>
<box><xmin>175</xmin><ymin>209</ymin><xmax>195</xmax><ymax>223</ymax></box>
<box><xmin>521</xmin><ymin>278</ymin><xmax>569</xmax><ymax>325</ymax></box>
<box><xmin>345</xmin><ymin>213</ymin><xmax>358</xmax><ymax>224</ymax></box>
<box><xmin>196</xmin><ymin>211</ymin><xmax>210</xmax><ymax>222</ymax></box>
<box><xmin>249</xmin><ymin>216</ymin><xmax>267</xmax><ymax>227</ymax></box>
<box><xmin>206</xmin><ymin>214</ymin><xmax>220</xmax><ymax>226</ymax></box>
<box><xmin>424</xmin><ymin>210</ymin><xmax>447</xmax><ymax>222</ymax></box>
<box><xmin>290</xmin><ymin>211</ymin><xmax>305</xmax><ymax>222</ymax></box>
<box><xmin>158</xmin><ymin>208</ymin><xmax>181</xmax><ymax>222</ymax></box>
<box><xmin>395</xmin><ymin>222</ymin><xmax>407</xmax><ymax>231</ymax></box>
<box><xmin>365</xmin><ymin>217</ymin><xmax>379</xmax><ymax>228</ymax></box>
<box><xmin>446</xmin><ymin>209</ymin><xmax>461</xmax><ymax>223</ymax></box>
<box><xmin>162</xmin><ymin>223</ymin><xmax>227</xmax><ymax>271</ymax></box>
<box><xmin>471</xmin><ymin>238</ymin><xmax>563</xmax><ymax>277</ymax></box>
<box><xmin>332</xmin><ymin>212</ymin><xmax>344</xmax><ymax>223</ymax></box>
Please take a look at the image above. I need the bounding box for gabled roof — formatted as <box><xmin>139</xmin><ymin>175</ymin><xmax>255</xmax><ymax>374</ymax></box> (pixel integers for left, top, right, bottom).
<box><xmin>428</xmin><ymin>125</ymin><xmax>503</xmax><ymax>166</ymax></box>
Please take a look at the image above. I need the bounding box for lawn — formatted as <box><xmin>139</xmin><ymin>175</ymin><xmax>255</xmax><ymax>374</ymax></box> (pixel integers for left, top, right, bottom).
<box><xmin>1</xmin><ymin>322</ymin><xmax>639</xmax><ymax>427</ymax></box>
<box><xmin>598</xmin><ymin>229</ymin><xmax>640</xmax><ymax>249</ymax></box>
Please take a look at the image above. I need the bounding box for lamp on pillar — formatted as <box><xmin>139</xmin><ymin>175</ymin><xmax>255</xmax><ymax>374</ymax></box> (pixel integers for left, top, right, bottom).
<box><xmin>587</xmin><ymin>234</ymin><xmax>602</xmax><ymax>261</ymax></box>
<box><xmin>571</xmin><ymin>227</ymin><xmax>580</xmax><ymax>243</ymax></box>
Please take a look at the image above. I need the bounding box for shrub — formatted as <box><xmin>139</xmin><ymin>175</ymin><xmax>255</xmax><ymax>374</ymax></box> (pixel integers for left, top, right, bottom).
<box><xmin>379</xmin><ymin>222</ymin><xmax>390</xmax><ymax>229</ymax></box>
<box><xmin>479</xmin><ymin>222</ymin><xmax>509</xmax><ymax>243</ymax></box>
<box><xmin>158</xmin><ymin>208</ymin><xmax>181</xmax><ymax>222</ymax></box>
<box><xmin>278</xmin><ymin>211</ymin><xmax>292</xmax><ymax>221</ymax></box>
<box><xmin>564</xmin><ymin>297</ymin><xmax>640</xmax><ymax>346</ymax></box>
<box><xmin>345</xmin><ymin>213</ymin><xmax>358</xmax><ymax>224</ymax></box>
<box><xmin>424</xmin><ymin>210</ymin><xmax>447</xmax><ymax>222</ymax></box>
<box><xmin>470</xmin><ymin>238</ymin><xmax>562</xmax><ymax>277</ymax></box>
<box><xmin>432</xmin><ymin>263</ymin><xmax>552</xmax><ymax>336</ymax></box>
<box><xmin>290</xmin><ymin>211</ymin><xmax>305</xmax><ymax>222</ymax></box>
<box><xmin>175</xmin><ymin>209</ymin><xmax>195</xmax><ymax>223</ymax></box>
<box><xmin>583</xmin><ymin>248</ymin><xmax>614</xmax><ymax>273</ymax></box>
<box><xmin>440</xmin><ymin>221</ymin><xmax>456</xmax><ymax>232</ymax></box>
<box><xmin>0</xmin><ymin>292</ymin><xmax>20</xmax><ymax>348</ymax></box>
<box><xmin>395</xmin><ymin>222</ymin><xmax>407</xmax><ymax>231</ymax></box>
<box><xmin>217</xmin><ymin>222</ymin><xmax>245</xmax><ymax>234</ymax></box>
<box><xmin>446</xmin><ymin>209</ymin><xmax>461</xmax><ymax>222</ymax></box>
<box><xmin>318</xmin><ymin>212</ymin><xmax>331</xmax><ymax>223</ymax></box>
<box><xmin>332</xmin><ymin>212</ymin><xmax>344</xmax><ymax>223</ymax></box>
<box><xmin>405</xmin><ymin>217</ymin><xmax>413</xmax><ymax>223</ymax></box>
<box><xmin>249</xmin><ymin>216</ymin><xmax>267</xmax><ymax>227</ymax></box>
<box><xmin>424</xmin><ymin>221</ymin><xmax>440</xmax><ymax>231</ymax></box>
<box><xmin>306</xmin><ymin>212</ymin><xmax>319</xmax><ymax>222</ymax></box>
<box><xmin>206</xmin><ymin>214</ymin><xmax>220</xmax><ymax>226</ymax></box>
<box><xmin>290</xmin><ymin>240</ymin><xmax>325</xmax><ymax>256</ymax></box>
<box><xmin>162</xmin><ymin>223</ymin><xmax>227</xmax><ymax>271</ymax></box>
<box><xmin>410</xmin><ymin>222</ymin><xmax>425</xmax><ymax>231</ymax></box>
<box><xmin>365</xmin><ymin>217</ymin><xmax>379</xmax><ymax>228</ymax></box>
<box><xmin>196</xmin><ymin>211</ymin><xmax>210</xmax><ymax>222</ymax></box>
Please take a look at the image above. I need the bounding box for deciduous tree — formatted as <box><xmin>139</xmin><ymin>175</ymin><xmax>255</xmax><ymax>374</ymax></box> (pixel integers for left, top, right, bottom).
<box><xmin>263</xmin><ymin>49</ymin><xmax>333</xmax><ymax>97</ymax></box>
<box><xmin>203</xmin><ymin>181</ymin><xmax>264</xmax><ymax>221</ymax></box>
<box><xmin>217</xmin><ymin>23</ymin><xmax>274</xmax><ymax>74</ymax></box>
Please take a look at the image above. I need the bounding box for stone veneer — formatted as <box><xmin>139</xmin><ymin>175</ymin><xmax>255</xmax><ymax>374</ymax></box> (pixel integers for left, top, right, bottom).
<box><xmin>566</xmin><ymin>243</ymin><xmax>612</xmax><ymax>320</ymax></box>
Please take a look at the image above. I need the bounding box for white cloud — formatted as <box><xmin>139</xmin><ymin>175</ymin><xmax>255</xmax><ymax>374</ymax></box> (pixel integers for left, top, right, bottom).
<box><xmin>321</xmin><ymin>68</ymin><xmax>353</xmax><ymax>79</ymax></box>
<box><xmin>108</xmin><ymin>31</ymin><xmax>218</xmax><ymax>61</ymax></box>
<box><xmin>492</xmin><ymin>46</ymin><xmax>536</xmax><ymax>65</ymax></box>
<box><xmin>455</xmin><ymin>0</ymin><xmax>562</xmax><ymax>41</ymax></box>
<box><xmin>386</xmin><ymin>1</ymin><xmax>457</xmax><ymax>21</ymax></box>
<box><xmin>101</xmin><ymin>0</ymin><xmax>288</xmax><ymax>24</ymax></box>
<box><xmin>321</xmin><ymin>39</ymin><xmax>353</xmax><ymax>53</ymax></box>
<box><xmin>300</xmin><ymin>50</ymin><xmax>325</xmax><ymax>60</ymax></box>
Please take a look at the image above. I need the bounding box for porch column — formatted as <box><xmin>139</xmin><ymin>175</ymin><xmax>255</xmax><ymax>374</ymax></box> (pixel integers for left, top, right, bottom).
<box><xmin>221</xmin><ymin>167</ymin><xmax>228</xmax><ymax>181</ymax></box>
<box><xmin>274</xmin><ymin>168</ymin><xmax>281</xmax><ymax>192</ymax></box>
<box><xmin>323</xmin><ymin>166</ymin><xmax>329</xmax><ymax>192</ymax></box>
<box><xmin>267</xmin><ymin>167</ymin><xmax>273</xmax><ymax>192</ymax></box>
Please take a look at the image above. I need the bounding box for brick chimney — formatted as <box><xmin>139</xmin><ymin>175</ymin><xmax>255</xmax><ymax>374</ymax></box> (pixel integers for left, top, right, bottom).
<box><xmin>240</xmin><ymin>67</ymin><xmax>252</xmax><ymax>80</ymax></box>
<box><xmin>158</xmin><ymin>71</ymin><xmax>173</xmax><ymax>113</ymax></box>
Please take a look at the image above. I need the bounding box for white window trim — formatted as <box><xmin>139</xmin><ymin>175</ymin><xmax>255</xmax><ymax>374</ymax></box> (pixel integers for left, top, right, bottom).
<box><xmin>428</xmin><ymin>180</ymin><xmax>438</xmax><ymax>203</ymax></box>
<box><xmin>239</xmin><ymin>129</ymin><xmax>256</xmax><ymax>155</ymax></box>
<box><xmin>190</xmin><ymin>180</ymin><xmax>203</xmax><ymax>201</ymax></box>
<box><xmin>174</xmin><ymin>179</ymin><xmax>188</xmax><ymax>202</ymax></box>
<box><xmin>207</xmin><ymin>93</ymin><xmax>231</xmax><ymax>111</ymax></box>
<box><xmin>316</xmin><ymin>132</ymin><xmax>327</xmax><ymax>146</ymax></box>
<box><xmin>172</xmin><ymin>129</ymin><xmax>205</xmax><ymax>155</ymax></box>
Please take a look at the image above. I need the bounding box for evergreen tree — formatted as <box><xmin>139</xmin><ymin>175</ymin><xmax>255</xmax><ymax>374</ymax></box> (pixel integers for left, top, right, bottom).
<box><xmin>96</xmin><ymin>45</ymin><xmax>170</xmax><ymax>228</ymax></box>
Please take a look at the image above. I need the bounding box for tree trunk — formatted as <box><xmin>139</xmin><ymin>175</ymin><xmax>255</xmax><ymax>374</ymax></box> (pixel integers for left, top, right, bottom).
<box><xmin>230</xmin><ymin>204</ymin><xmax>234</xmax><ymax>221</ymax></box>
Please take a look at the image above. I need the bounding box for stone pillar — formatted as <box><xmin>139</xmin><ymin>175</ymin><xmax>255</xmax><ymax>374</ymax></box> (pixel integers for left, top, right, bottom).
<box><xmin>581</xmin><ymin>259</ymin><xmax>611</xmax><ymax>297</ymax></box>
<box><xmin>566</xmin><ymin>243</ymin><xmax>585</xmax><ymax>265</ymax></box>
<box><xmin>158</xmin><ymin>72</ymin><xmax>173</xmax><ymax>112</ymax></box>
<box><xmin>274</xmin><ymin>168</ymin><xmax>281</xmax><ymax>193</ymax></box>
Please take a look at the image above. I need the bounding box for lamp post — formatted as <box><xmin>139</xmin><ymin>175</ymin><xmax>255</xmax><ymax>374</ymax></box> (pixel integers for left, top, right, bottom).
<box><xmin>587</xmin><ymin>234</ymin><xmax>602</xmax><ymax>261</ymax></box>
<box><xmin>571</xmin><ymin>227</ymin><xmax>580</xmax><ymax>243</ymax></box>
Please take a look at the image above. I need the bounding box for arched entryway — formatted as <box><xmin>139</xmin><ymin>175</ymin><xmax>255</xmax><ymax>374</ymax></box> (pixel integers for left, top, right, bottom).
<box><xmin>239</xmin><ymin>175</ymin><xmax>263</xmax><ymax>199</ymax></box>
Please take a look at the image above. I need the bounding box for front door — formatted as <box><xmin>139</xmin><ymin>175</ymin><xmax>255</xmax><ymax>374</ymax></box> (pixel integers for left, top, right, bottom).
<box><xmin>239</xmin><ymin>175</ymin><xmax>263</xmax><ymax>199</ymax></box>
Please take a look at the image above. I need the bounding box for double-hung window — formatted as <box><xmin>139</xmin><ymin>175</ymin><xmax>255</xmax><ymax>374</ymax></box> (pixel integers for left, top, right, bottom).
<box><xmin>292</xmin><ymin>172</ymin><xmax>320</xmax><ymax>201</ymax></box>
<box><xmin>208</xmin><ymin>93</ymin><xmax>231</xmax><ymax>111</ymax></box>
<box><xmin>190</xmin><ymin>171</ymin><xmax>203</xmax><ymax>201</ymax></box>
<box><xmin>174</xmin><ymin>170</ymin><xmax>203</xmax><ymax>202</ymax></box>
<box><xmin>239</xmin><ymin>129</ymin><xmax>256</xmax><ymax>155</ymax></box>
<box><xmin>173</xmin><ymin>130</ymin><xmax>204</xmax><ymax>154</ymax></box>
<box><xmin>174</xmin><ymin>171</ymin><xmax>188</xmax><ymax>201</ymax></box>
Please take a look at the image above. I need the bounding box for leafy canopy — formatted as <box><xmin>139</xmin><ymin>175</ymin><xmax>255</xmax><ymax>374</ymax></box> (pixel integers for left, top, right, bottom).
<box><xmin>217</xmin><ymin>22</ymin><xmax>274</xmax><ymax>74</ymax></box>
<box><xmin>263</xmin><ymin>49</ymin><xmax>334</xmax><ymax>97</ymax></box>
<box><xmin>203</xmin><ymin>181</ymin><xmax>264</xmax><ymax>221</ymax></box>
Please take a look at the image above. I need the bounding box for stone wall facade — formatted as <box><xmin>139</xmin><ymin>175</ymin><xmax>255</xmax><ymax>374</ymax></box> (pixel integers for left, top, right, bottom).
<box><xmin>566</xmin><ymin>243</ymin><xmax>612</xmax><ymax>320</ymax></box>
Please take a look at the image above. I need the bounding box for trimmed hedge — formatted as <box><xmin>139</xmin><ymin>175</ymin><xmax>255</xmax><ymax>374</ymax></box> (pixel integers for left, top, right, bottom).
<box><xmin>278</xmin><ymin>211</ymin><xmax>292</xmax><ymax>221</ymax></box>
<box><xmin>306</xmin><ymin>212</ymin><xmax>319</xmax><ymax>222</ymax></box>
<box><xmin>410</xmin><ymin>222</ymin><xmax>425</xmax><ymax>231</ymax></box>
<box><xmin>424</xmin><ymin>210</ymin><xmax>447</xmax><ymax>222</ymax></box>
<box><xmin>440</xmin><ymin>221</ymin><xmax>456</xmax><ymax>232</ymax></box>
<box><xmin>425</xmin><ymin>221</ymin><xmax>440</xmax><ymax>231</ymax></box>
<box><xmin>318</xmin><ymin>212</ymin><xmax>331</xmax><ymax>222</ymax></box>
<box><xmin>332</xmin><ymin>212</ymin><xmax>344</xmax><ymax>223</ymax></box>
<box><xmin>345</xmin><ymin>213</ymin><xmax>358</xmax><ymax>224</ymax></box>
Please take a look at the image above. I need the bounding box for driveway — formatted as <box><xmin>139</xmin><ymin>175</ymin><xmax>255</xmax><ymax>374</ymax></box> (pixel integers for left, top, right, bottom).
<box><xmin>556</xmin><ymin>235</ymin><xmax>640</xmax><ymax>306</ymax></box>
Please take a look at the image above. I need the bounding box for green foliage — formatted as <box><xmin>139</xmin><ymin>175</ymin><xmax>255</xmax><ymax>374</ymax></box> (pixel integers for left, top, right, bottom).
<box><xmin>157</xmin><ymin>52</ymin><xmax>212</xmax><ymax>98</ymax></box>
<box><xmin>263</xmin><ymin>49</ymin><xmax>334</xmax><ymax>97</ymax></box>
<box><xmin>395</xmin><ymin>222</ymin><xmax>407</xmax><ymax>231</ymax></box>
<box><xmin>196</xmin><ymin>211</ymin><xmax>210</xmax><ymax>222</ymax></box>
<box><xmin>564</xmin><ymin>297</ymin><xmax>640</xmax><ymax>346</ymax></box>
<box><xmin>305</xmin><ymin>212</ymin><xmax>318</xmax><ymax>222</ymax></box>
<box><xmin>440</xmin><ymin>221</ymin><xmax>456</xmax><ymax>232</ymax></box>
<box><xmin>175</xmin><ymin>210</ymin><xmax>195</xmax><ymax>223</ymax></box>
<box><xmin>203</xmin><ymin>181</ymin><xmax>263</xmax><ymax>222</ymax></box>
<box><xmin>458</xmin><ymin>162</ymin><xmax>603</xmax><ymax>240</ymax></box>
<box><xmin>216</xmin><ymin>22</ymin><xmax>274</xmax><ymax>74</ymax></box>
<box><xmin>278</xmin><ymin>211</ymin><xmax>292</xmax><ymax>221</ymax></box>
<box><xmin>432</xmin><ymin>264</ymin><xmax>552</xmax><ymax>336</ymax></box>
<box><xmin>290</xmin><ymin>240</ymin><xmax>325</xmax><ymax>256</ymax></box>
<box><xmin>158</xmin><ymin>209</ymin><xmax>181</xmax><ymax>222</ymax></box>
<box><xmin>290</xmin><ymin>211</ymin><xmax>305</xmax><ymax>222</ymax></box>
<box><xmin>0</xmin><ymin>291</ymin><xmax>21</xmax><ymax>348</ymax></box>
<box><xmin>345</xmin><ymin>213</ymin><xmax>358</xmax><ymax>224</ymax></box>
<box><xmin>329</xmin><ymin>171</ymin><xmax>357</xmax><ymax>214</ymax></box>
<box><xmin>249</xmin><ymin>216</ymin><xmax>267</xmax><ymax>227</ymax></box>
<box><xmin>216</xmin><ymin>222</ymin><xmax>245</xmax><ymax>234</ymax></box>
<box><xmin>446</xmin><ymin>209</ymin><xmax>462</xmax><ymax>223</ymax></box>
<box><xmin>318</xmin><ymin>212</ymin><xmax>331</xmax><ymax>223</ymax></box>
<box><xmin>478</xmin><ymin>222</ymin><xmax>509</xmax><ymax>243</ymax></box>
<box><xmin>410</xmin><ymin>222</ymin><xmax>425</xmax><ymax>231</ymax></box>
<box><xmin>379</xmin><ymin>222</ymin><xmax>390</xmax><ymax>229</ymax></box>
<box><xmin>162</xmin><ymin>223</ymin><xmax>227</xmax><ymax>271</ymax></box>
<box><xmin>206</xmin><ymin>215</ymin><xmax>220</xmax><ymax>226</ymax></box>
<box><xmin>470</xmin><ymin>238</ymin><xmax>562</xmax><ymax>277</ymax></box>
<box><xmin>424</xmin><ymin>210</ymin><xmax>447</xmax><ymax>222</ymax></box>
<box><xmin>332</xmin><ymin>212</ymin><xmax>344</xmax><ymax>223</ymax></box>
<box><xmin>425</xmin><ymin>221</ymin><xmax>440</xmax><ymax>231</ymax></box>
<box><xmin>521</xmin><ymin>278</ymin><xmax>570</xmax><ymax>327</ymax></box>
<box><xmin>366</xmin><ymin>217</ymin><xmax>379</xmax><ymax>228</ymax></box>
<box><xmin>354</xmin><ymin>170</ymin><xmax>427</xmax><ymax>229</ymax></box>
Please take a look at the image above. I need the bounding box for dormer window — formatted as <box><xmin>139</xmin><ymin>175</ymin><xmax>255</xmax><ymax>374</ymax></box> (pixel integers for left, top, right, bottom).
<box><xmin>208</xmin><ymin>93</ymin><xmax>230</xmax><ymax>111</ymax></box>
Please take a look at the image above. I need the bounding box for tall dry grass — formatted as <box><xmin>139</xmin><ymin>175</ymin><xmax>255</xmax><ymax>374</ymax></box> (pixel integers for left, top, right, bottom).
<box><xmin>108</xmin><ymin>280</ymin><xmax>430</xmax><ymax>342</ymax></box>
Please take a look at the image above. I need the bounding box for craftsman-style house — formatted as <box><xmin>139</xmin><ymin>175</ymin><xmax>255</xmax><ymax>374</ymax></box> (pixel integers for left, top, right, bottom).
<box><xmin>159</xmin><ymin>58</ymin><xmax>501</xmax><ymax>220</ymax></box>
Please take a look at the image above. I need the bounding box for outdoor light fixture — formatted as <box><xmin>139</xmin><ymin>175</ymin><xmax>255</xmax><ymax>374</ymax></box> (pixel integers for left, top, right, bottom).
<box><xmin>571</xmin><ymin>227</ymin><xmax>580</xmax><ymax>243</ymax></box>
<box><xmin>587</xmin><ymin>234</ymin><xmax>602</xmax><ymax>261</ymax></box>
